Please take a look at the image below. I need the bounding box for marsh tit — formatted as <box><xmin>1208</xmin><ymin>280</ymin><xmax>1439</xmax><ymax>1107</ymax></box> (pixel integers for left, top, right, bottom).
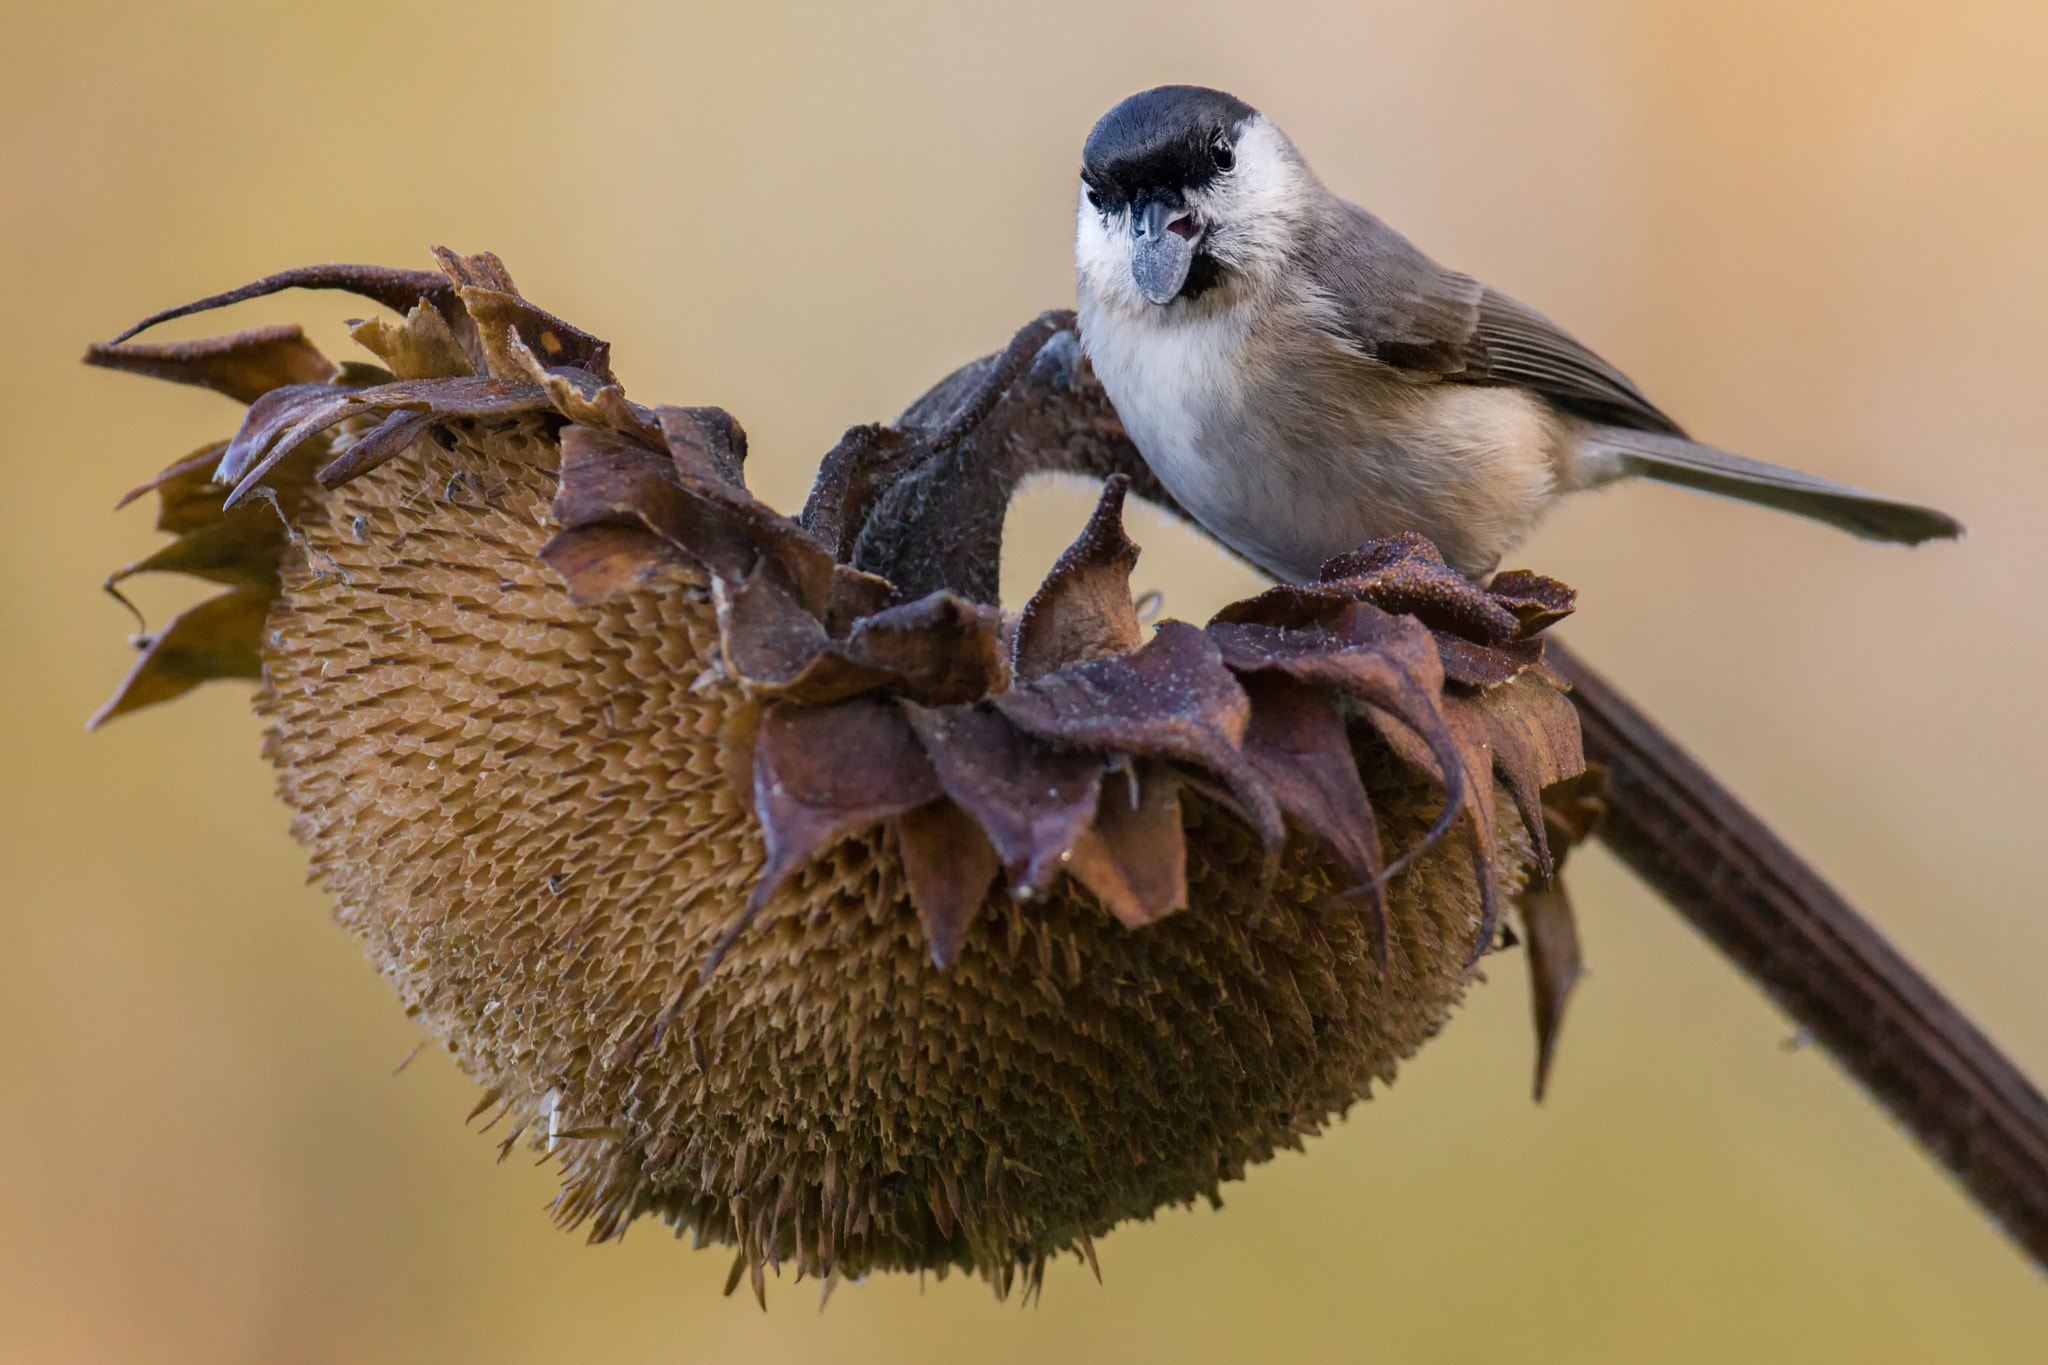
<box><xmin>1073</xmin><ymin>85</ymin><xmax>1962</xmax><ymax>582</ymax></box>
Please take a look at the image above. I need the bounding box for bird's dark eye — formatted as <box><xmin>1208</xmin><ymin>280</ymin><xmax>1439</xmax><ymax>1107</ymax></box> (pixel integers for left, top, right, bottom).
<box><xmin>1084</xmin><ymin>186</ymin><xmax>1104</xmax><ymax>210</ymax></box>
<box><xmin>1211</xmin><ymin>140</ymin><xmax>1234</xmax><ymax>172</ymax></box>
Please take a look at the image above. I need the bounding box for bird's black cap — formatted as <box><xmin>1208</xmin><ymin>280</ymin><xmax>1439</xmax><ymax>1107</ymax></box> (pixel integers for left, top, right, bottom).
<box><xmin>1082</xmin><ymin>86</ymin><xmax>1258</xmax><ymax>208</ymax></box>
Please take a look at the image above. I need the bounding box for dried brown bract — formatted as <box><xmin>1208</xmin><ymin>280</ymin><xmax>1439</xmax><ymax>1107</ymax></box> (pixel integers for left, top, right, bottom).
<box><xmin>89</xmin><ymin>250</ymin><xmax>1589</xmax><ymax>1300</ymax></box>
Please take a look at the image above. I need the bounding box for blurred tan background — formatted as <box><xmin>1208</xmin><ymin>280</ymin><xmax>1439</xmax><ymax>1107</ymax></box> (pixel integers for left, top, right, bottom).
<box><xmin>4</xmin><ymin>1</ymin><xmax>2046</xmax><ymax>1359</ymax></box>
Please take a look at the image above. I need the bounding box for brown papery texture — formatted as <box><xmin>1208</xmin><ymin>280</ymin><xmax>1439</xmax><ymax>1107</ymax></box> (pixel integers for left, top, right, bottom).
<box><xmin>255</xmin><ymin>410</ymin><xmax>1518</xmax><ymax>1292</ymax></box>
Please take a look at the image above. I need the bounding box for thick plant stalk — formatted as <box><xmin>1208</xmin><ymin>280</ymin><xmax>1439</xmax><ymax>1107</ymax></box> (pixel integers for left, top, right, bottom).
<box><xmin>1551</xmin><ymin>643</ymin><xmax>2048</xmax><ymax>1272</ymax></box>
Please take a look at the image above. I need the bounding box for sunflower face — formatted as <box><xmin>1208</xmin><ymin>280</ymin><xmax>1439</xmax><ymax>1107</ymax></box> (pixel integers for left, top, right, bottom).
<box><xmin>90</xmin><ymin>249</ymin><xmax>1587</xmax><ymax>1298</ymax></box>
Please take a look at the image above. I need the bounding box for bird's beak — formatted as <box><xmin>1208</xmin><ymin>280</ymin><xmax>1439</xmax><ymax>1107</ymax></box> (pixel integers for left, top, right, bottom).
<box><xmin>1131</xmin><ymin>196</ymin><xmax>1199</xmax><ymax>305</ymax></box>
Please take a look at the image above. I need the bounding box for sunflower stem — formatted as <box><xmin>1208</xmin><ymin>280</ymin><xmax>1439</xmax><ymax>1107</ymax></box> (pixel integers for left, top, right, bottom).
<box><xmin>1550</xmin><ymin>642</ymin><xmax>2048</xmax><ymax>1272</ymax></box>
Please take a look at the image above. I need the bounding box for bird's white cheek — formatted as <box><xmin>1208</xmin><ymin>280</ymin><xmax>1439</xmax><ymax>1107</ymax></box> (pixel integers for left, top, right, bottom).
<box><xmin>1074</xmin><ymin>215</ymin><xmax>1150</xmax><ymax>316</ymax></box>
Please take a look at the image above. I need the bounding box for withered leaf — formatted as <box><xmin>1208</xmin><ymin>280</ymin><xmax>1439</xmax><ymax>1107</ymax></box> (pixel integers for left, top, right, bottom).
<box><xmin>1210</xmin><ymin>603</ymin><xmax>1468</xmax><ymax>863</ymax></box>
<box><xmin>1219</xmin><ymin>532</ymin><xmax>1520</xmax><ymax>644</ymax></box>
<box><xmin>215</xmin><ymin>382</ymin><xmax>360</xmax><ymax>490</ymax></box>
<box><xmin>1518</xmin><ymin>878</ymin><xmax>1584</xmax><ymax>1102</ymax></box>
<box><xmin>658</xmin><ymin>405</ymin><xmax>750</xmax><ymax>490</ymax></box>
<box><xmin>714</xmin><ymin>559</ymin><xmax>896</xmax><ymax>703</ymax></box>
<box><xmin>315</xmin><ymin>409</ymin><xmax>435</xmax><ymax>489</ymax></box>
<box><xmin>995</xmin><ymin>621</ymin><xmax>1282</xmax><ymax>851</ymax></box>
<box><xmin>1442</xmin><ymin>701</ymin><xmax>1504</xmax><ymax>965</ymax></box>
<box><xmin>429</xmin><ymin>245</ymin><xmax>520</xmax><ymax>293</ymax></box>
<box><xmin>1449</xmin><ymin>672</ymin><xmax>1586</xmax><ymax>878</ymax></box>
<box><xmin>721</xmin><ymin>698</ymin><xmax>942</xmax><ymax>970</ymax></box>
<box><xmin>88</xmin><ymin>587</ymin><xmax>270</xmax><ymax>728</ymax></box>
<box><xmin>846</xmin><ymin>592</ymin><xmax>1008</xmax><ymax>705</ymax></box>
<box><xmin>900</xmin><ymin>701</ymin><xmax>1102</xmax><ymax>897</ymax></box>
<box><xmin>83</xmin><ymin>324</ymin><xmax>338</xmax><ymax>405</ymax></box>
<box><xmin>102</xmin><ymin>263</ymin><xmax>457</xmax><ymax>347</ymax></box>
<box><xmin>1012</xmin><ymin>475</ymin><xmax>1143</xmax><ymax>681</ymax></box>
<box><xmin>550</xmin><ymin>425</ymin><xmax>841</xmax><ymax>616</ymax></box>
<box><xmin>456</xmin><ymin>284</ymin><xmax>616</xmax><ymax>386</ymax></box>
<box><xmin>345</xmin><ymin>374</ymin><xmax>554</xmax><ymax>419</ymax></box>
<box><xmin>115</xmin><ymin>443</ymin><xmax>229</xmax><ymax>533</ymax></box>
<box><xmin>539</xmin><ymin>523</ymin><xmax>693</xmax><ymax>605</ymax></box>
<box><xmin>896</xmin><ymin>800</ymin><xmax>1002</xmax><ymax>968</ymax></box>
<box><xmin>1237</xmin><ymin>672</ymin><xmax>1386</xmax><ymax>910</ymax></box>
<box><xmin>1433</xmin><ymin>634</ymin><xmax>1548</xmax><ymax>689</ymax></box>
<box><xmin>1486</xmin><ymin>569</ymin><xmax>1577</xmax><ymax>637</ymax></box>
<box><xmin>349</xmin><ymin>302</ymin><xmax>476</xmax><ymax>381</ymax></box>
<box><xmin>1067</xmin><ymin>761</ymin><xmax>1188</xmax><ymax>928</ymax></box>
<box><xmin>106</xmin><ymin>502</ymin><xmax>286</xmax><ymax>594</ymax></box>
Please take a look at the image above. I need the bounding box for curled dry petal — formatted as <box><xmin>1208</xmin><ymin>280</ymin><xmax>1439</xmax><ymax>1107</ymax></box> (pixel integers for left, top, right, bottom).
<box><xmin>349</xmin><ymin>302</ymin><xmax>476</xmax><ymax>381</ymax></box>
<box><xmin>716</xmin><ymin>559</ymin><xmax>897</xmax><ymax>703</ymax></box>
<box><xmin>1221</xmin><ymin>531</ymin><xmax>1521</xmax><ymax>644</ymax></box>
<box><xmin>845</xmin><ymin>592</ymin><xmax>1008</xmax><ymax>705</ymax></box>
<box><xmin>1433</xmin><ymin>634</ymin><xmax>1548</xmax><ymax>689</ymax></box>
<box><xmin>544</xmin><ymin>424</ymin><xmax>841</xmax><ymax>615</ymax></box>
<box><xmin>1440</xmin><ymin>703</ymin><xmax>1506</xmax><ymax>964</ymax></box>
<box><xmin>1513</xmin><ymin>766</ymin><xmax>1606</xmax><ymax>1102</ymax></box>
<box><xmin>493</xmin><ymin>327</ymin><xmax>659</xmax><ymax>445</ymax></box>
<box><xmin>102</xmin><ymin>262</ymin><xmax>457</xmax><ymax>347</ymax></box>
<box><xmin>901</xmin><ymin>701</ymin><xmax>1103</xmax><ymax>897</ymax></box>
<box><xmin>83</xmin><ymin>324</ymin><xmax>338</xmax><ymax>405</ymax></box>
<box><xmin>215</xmin><ymin>382</ymin><xmax>360</xmax><ymax>489</ymax></box>
<box><xmin>1011</xmin><ymin>475</ymin><xmax>1143</xmax><ymax>681</ymax></box>
<box><xmin>1236</xmin><ymin>672</ymin><xmax>1386</xmax><ymax>926</ymax></box>
<box><xmin>1450</xmin><ymin>673</ymin><xmax>1587</xmax><ymax>879</ymax></box>
<box><xmin>315</xmin><ymin>410</ymin><xmax>436</xmax><ymax>489</ymax></box>
<box><xmin>716</xmin><ymin>561</ymin><xmax>1006</xmax><ymax>706</ymax></box>
<box><xmin>455</xmin><ymin>284</ymin><xmax>615</xmax><ymax>386</ymax></box>
<box><xmin>1486</xmin><ymin>569</ymin><xmax>1577</xmax><ymax>637</ymax></box>
<box><xmin>799</xmin><ymin>424</ymin><xmax>921</xmax><ymax>558</ymax></box>
<box><xmin>1519</xmin><ymin>877</ymin><xmax>1583</xmax><ymax>1102</ymax></box>
<box><xmin>1209</xmin><ymin>604</ymin><xmax>1468</xmax><ymax>864</ymax></box>
<box><xmin>895</xmin><ymin>800</ymin><xmax>1002</xmax><ymax>968</ymax></box>
<box><xmin>720</xmin><ymin>697</ymin><xmax>942</xmax><ymax>970</ymax></box>
<box><xmin>222</xmin><ymin>374</ymin><xmax>560</xmax><ymax>505</ymax></box>
<box><xmin>1066</xmin><ymin>761</ymin><xmax>1189</xmax><ymax>928</ymax></box>
<box><xmin>995</xmin><ymin>621</ymin><xmax>1283</xmax><ymax>852</ymax></box>
<box><xmin>114</xmin><ymin>443</ymin><xmax>229</xmax><ymax>529</ymax></box>
<box><xmin>1539</xmin><ymin>766</ymin><xmax>1609</xmax><ymax>869</ymax></box>
<box><xmin>346</xmin><ymin>374</ymin><xmax>555</xmax><ymax>419</ymax></box>
<box><xmin>88</xmin><ymin>587</ymin><xmax>270</xmax><ymax>729</ymax></box>
<box><xmin>657</xmin><ymin>406</ymin><xmax>750</xmax><ymax>490</ymax></box>
<box><xmin>540</xmin><ymin>522</ymin><xmax>693</xmax><ymax>605</ymax></box>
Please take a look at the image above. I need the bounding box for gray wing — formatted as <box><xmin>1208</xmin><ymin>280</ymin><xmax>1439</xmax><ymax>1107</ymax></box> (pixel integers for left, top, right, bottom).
<box><xmin>1314</xmin><ymin>200</ymin><xmax>1686</xmax><ymax>436</ymax></box>
<box><xmin>1315</xmin><ymin>201</ymin><xmax>1962</xmax><ymax>546</ymax></box>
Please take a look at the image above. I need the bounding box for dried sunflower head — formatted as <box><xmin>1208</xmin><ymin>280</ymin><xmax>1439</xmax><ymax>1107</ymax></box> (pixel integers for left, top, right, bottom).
<box><xmin>89</xmin><ymin>248</ymin><xmax>1589</xmax><ymax>1300</ymax></box>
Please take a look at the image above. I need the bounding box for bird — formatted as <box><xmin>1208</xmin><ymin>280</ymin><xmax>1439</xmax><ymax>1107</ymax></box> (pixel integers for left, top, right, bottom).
<box><xmin>1072</xmin><ymin>85</ymin><xmax>1963</xmax><ymax>583</ymax></box>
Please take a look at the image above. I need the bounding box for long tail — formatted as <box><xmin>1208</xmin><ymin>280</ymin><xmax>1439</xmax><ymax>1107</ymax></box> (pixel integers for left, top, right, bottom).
<box><xmin>1582</xmin><ymin>426</ymin><xmax>1965</xmax><ymax>545</ymax></box>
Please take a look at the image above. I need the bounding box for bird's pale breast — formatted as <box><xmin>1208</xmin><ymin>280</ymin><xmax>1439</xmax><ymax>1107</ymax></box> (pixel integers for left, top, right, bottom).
<box><xmin>1081</xmin><ymin>285</ymin><xmax>1562</xmax><ymax>581</ymax></box>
